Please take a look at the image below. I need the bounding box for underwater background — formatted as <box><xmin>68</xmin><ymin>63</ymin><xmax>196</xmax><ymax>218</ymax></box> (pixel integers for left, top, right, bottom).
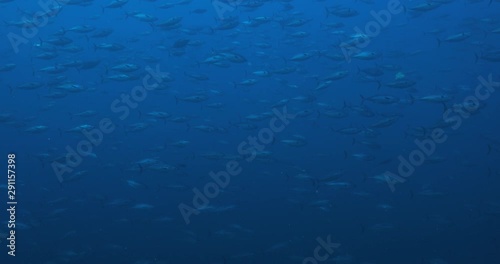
<box><xmin>0</xmin><ymin>0</ymin><xmax>500</xmax><ymax>263</ymax></box>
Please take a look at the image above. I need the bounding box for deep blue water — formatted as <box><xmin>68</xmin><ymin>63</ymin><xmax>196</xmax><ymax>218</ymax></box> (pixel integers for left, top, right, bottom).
<box><xmin>0</xmin><ymin>0</ymin><xmax>500</xmax><ymax>263</ymax></box>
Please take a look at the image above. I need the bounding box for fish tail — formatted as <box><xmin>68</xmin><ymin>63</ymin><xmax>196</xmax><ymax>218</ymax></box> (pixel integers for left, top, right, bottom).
<box><xmin>408</xmin><ymin>94</ymin><xmax>415</xmax><ymax>105</ymax></box>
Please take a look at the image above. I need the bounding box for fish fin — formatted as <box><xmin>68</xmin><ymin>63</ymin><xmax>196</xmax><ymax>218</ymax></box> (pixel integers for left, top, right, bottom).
<box><xmin>408</xmin><ymin>94</ymin><xmax>415</xmax><ymax>105</ymax></box>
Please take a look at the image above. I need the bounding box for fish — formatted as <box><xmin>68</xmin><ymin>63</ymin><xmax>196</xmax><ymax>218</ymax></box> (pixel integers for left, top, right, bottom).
<box><xmin>71</xmin><ymin>110</ymin><xmax>98</xmax><ymax>118</ymax></box>
<box><xmin>281</xmin><ymin>137</ymin><xmax>307</xmax><ymax>147</ymax></box>
<box><xmin>103</xmin><ymin>0</ymin><xmax>128</xmax><ymax>9</ymax></box>
<box><xmin>94</xmin><ymin>43</ymin><xmax>125</xmax><ymax>51</ymax></box>
<box><xmin>39</xmin><ymin>65</ymin><xmax>67</xmax><ymax>74</ymax></box>
<box><xmin>290</xmin><ymin>52</ymin><xmax>316</xmax><ymax>61</ymax></box>
<box><xmin>361</xmin><ymin>95</ymin><xmax>400</xmax><ymax>104</ymax></box>
<box><xmin>128</xmin><ymin>12</ymin><xmax>158</xmax><ymax>22</ymax></box>
<box><xmin>132</xmin><ymin>203</ymin><xmax>154</xmax><ymax>209</ymax></box>
<box><xmin>66</xmin><ymin>25</ymin><xmax>96</xmax><ymax>33</ymax></box>
<box><xmin>24</xmin><ymin>125</ymin><xmax>49</xmax><ymax>134</ymax></box>
<box><xmin>438</xmin><ymin>32</ymin><xmax>471</xmax><ymax>46</ymax></box>
<box><xmin>0</xmin><ymin>63</ymin><xmax>16</xmax><ymax>72</ymax></box>
<box><xmin>326</xmin><ymin>7</ymin><xmax>359</xmax><ymax>17</ymax></box>
<box><xmin>352</xmin><ymin>51</ymin><xmax>381</xmax><ymax>60</ymax></box>
<box><xmin>417</xmin><ymin>95</ymin><xmax>452</xmax><ymax>103</ymax></box>
<box><xmin>385</xmin><ymin>79</ymin><xmax>416</xmax><ymax>89</ymax></box>
<box><xmin>16</xmin><ymin>82</ymin><xmax>44</xmax><ymax>90</ymax></box>
<box><xmin>323</xmin><ymin>70</ymin><xmax>349</xmax><ymax>81</ymax></box>
<box><xmin>176</xmin><ymin>95</ymin><xmax>208</xmax><ymax>103</ymax></box>
<box><xmin>110</xmin><ymin>63</ymin><xmax>140</xmax><ymax>72</ymax></box>
<box><xmin>409</xmin><ymin>2</ymin><xmax>441</xmax><ymax>12</ymax></box>
<box><xmin>105</xmin><ymin>74</ymin><xmax>139</xmax><ymax>82</ymax></box>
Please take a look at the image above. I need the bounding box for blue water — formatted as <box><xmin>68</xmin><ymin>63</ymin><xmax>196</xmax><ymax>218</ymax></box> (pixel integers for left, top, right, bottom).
<box><xmin>1</xmin><ymin>0</ymin><xmax>499</xmax><ymax>263</ymax></box>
